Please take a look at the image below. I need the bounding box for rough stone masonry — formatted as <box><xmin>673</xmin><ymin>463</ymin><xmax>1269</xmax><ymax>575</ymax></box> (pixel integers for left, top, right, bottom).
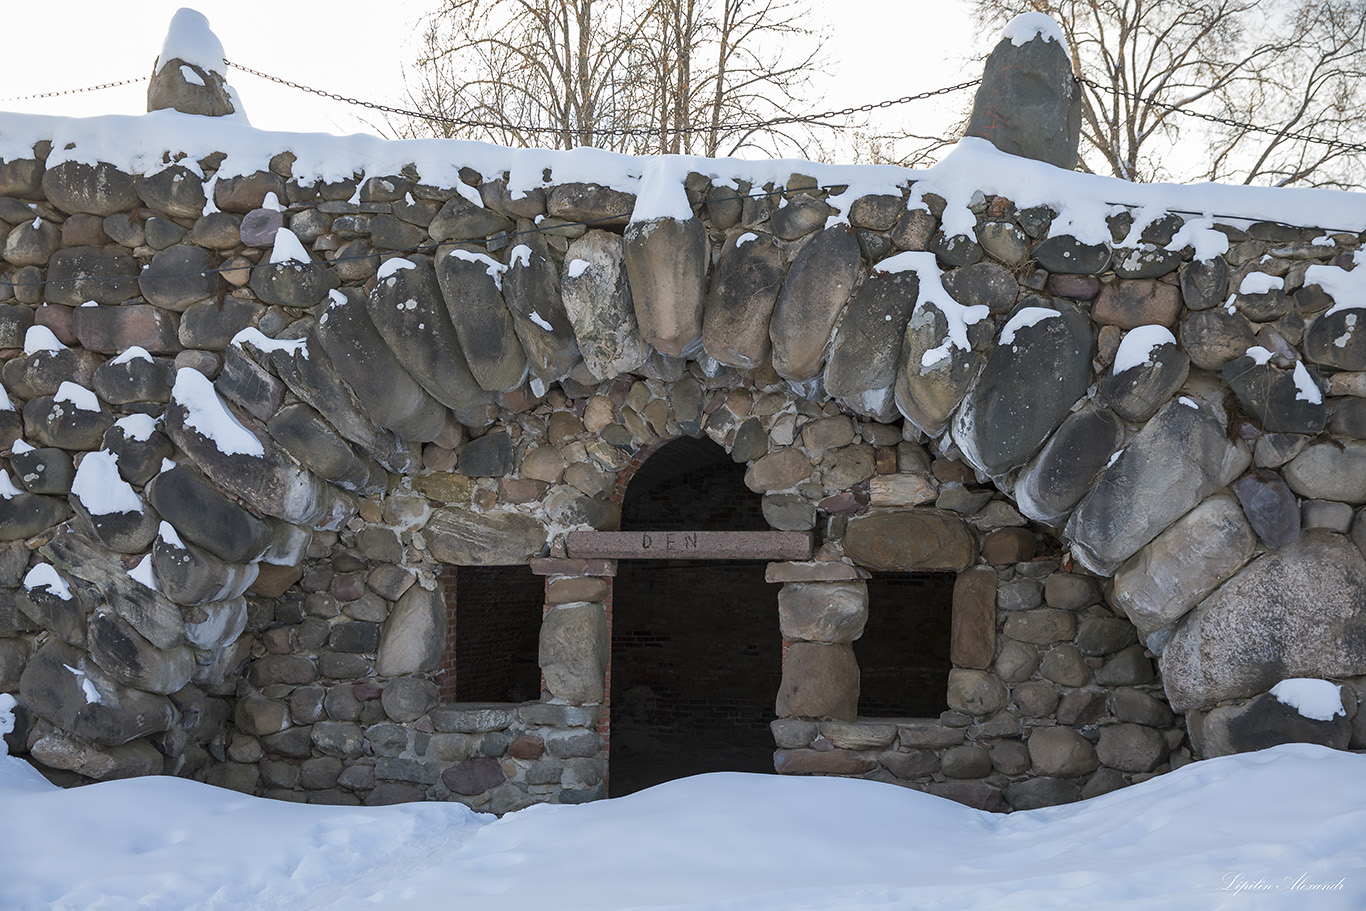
<box><xmin>0</xmin><ymin>10</ymin><xmax>1362</xmax><ymax>814</ymax></box>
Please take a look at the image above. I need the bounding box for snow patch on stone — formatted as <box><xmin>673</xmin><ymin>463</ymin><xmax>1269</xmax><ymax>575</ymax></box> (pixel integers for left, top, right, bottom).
<box><xmin>377</xmin><ymin>257</ymin><xmax>416</xmax><ymax>280</ymax></box>
<box><xmin>448</xmin><ymin>248</ymin><xmax>507</xmax><ymax>291</ymax></box>
<box><xmin>1003</xmin><ymin>13</ymin><xmax>1070</xmax><ymax>59</ymax></box>
<box><xmin>1270</xmin><ymin>678</ymin><xmax>1344</xmax><ymax>722</ymax></box>
<box><xmin>172</xmin><ymin>368</ymin><xmax>265</xmax><ymax>458</ymax></box>
<box><xmin>23</xmin><ymin>564</ymin><xmax>71</xmax><ymax>601</ymax></box>
<box><xmin>1112</xmin><ymin>325</ymin><xmax>1176</xmax><ymax>375</ymax></box>
<box><xmin>23</xmin><ymin>325</ymin><xmax>65</xmax><ymax>355</ymax></box>
<box><xmin>54</xmin><ymin>382</ymin><xmax>100</xmax><ymax>412</ymax></box>
<box><xmin>1000</xmin><ymin>307</ymin><xmax>1060</xmax><ymax>346</ymax></box>
<box><xmin>72</xmin><ymin>450</ymin><xmax>142</xmax><ymax>516</ymax></box>
<box><xmin>111</xmin><ymin>346</ymin><xmax>154</xmax><ymax>365</ymax></box>
<box><xmin>1239</xmin><ymin>272</ymin><xmax>1284</xmax><ymax>295</ymax></box>
<box><xmin>268</xmin><ymin>228</ymin><xmax>310</xmax><ymax>265</ymax></box>
<box><xmin>114</xmin><ymin>414</ymin><xmax>159</xmax><ymax>443</ymax></box>
<box><xmin>231</xmin><ymin>328</ymin><xmax>309</xmax><ymax>358</ymax></box>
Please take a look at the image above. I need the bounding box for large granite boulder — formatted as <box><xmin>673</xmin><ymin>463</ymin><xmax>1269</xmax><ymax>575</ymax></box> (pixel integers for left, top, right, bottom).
<box><xmin>368</xmin><ymin>257</ymin><xmax>494</xmax><ymax>410</ymax></box>
<box><xmin>702</xmin><ymin>230</ymin><xmax>785</xmax><ymax>369</ymax></box>
<box><xmin>826</xmin><ymin>263</ymin><xmax>920</xmax><ymax>411</ymax></box>
<box><xmin>952</xmin><ymin>302</ymin><xmax>1092</xmax><ymax>478</ymax></box>
<box><xmin>561</xmin><ymin>231</ymin><xmax>650</xmax><ymax>380</ymax></box>
<box><xmin>425</xmin><ymin>508</ymin><xmax>547</xmax><ymax>565</ymax></box>
<box><xmin>19</xmin><ymin>640</ymin><xmax>177</xmax><ymax>746</ymax></box>
<box><xmin>1110</xmin><ymin>492</ymin><xmax>1257</xmax><ymax>644</ymax></box>
<box><xmin>624</xmin><ymin>213</ymin><xmax>707</xmax><ymax>357</ymax></box>
<box><xmin>770</xmin><ymin>226</ymin><xmax>862</xmax><ymax>381</ymax></box>
<box><xmin>1067</xmin><ymin>400</ymin><xmax>1250</xmax><ymax>575</ymax></box>
<box><xmin>503</xmin><ymin>233</ymin><xmax>579</xmax><ymax>382</ymax></box>
<box><xmin>436</xmin><ymin>248</ymin><xmax>528</xmax><ymax>392</ymax></box>
<box><xmin>1014</xmin><ymin>408</ymin><xmax>1125</xmax><ymax>526</ymax></box>
<box><xmin>314</xmin><ymin>288</ymin><xmax>448</xmax><ymax>443</ymax></box>
<box><xmin>1162</xmin><ymin>532</ymin><xmax>1366</xmax><ymax>711</ymax></box>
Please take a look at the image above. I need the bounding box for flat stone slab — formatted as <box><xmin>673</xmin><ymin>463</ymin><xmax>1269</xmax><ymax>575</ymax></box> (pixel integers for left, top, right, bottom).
<box><xmin>765</xmin><ymin>561</ymin><xmax>870</xmax><ymax>583</ymax></box>
<box><xmin>566</xmin><ymin>530</ymin><xmax>811</xmax><ymax>560</ymax></box>
<box><xmin>529</xmin><ymin>558</ymin><xmax>618</xmax><ymax>577</ymax></box>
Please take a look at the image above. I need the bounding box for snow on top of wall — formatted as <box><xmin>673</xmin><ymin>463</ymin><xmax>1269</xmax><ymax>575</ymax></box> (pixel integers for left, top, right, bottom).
<box><xmin>71</xmin><ymin>450</ymin><xmax>143</xmax><ymax>516</ymax></box>
<box><xmin>1003</xmin><ymin>13</ymin><xmax>1071</xmax><ymax>61</ymax></box>
<box><xmin>1271</xmin><ymin>678</ymin><xmax>1345</xmax><ymax>721</ymax></box>
<box><xmin>0</xmin><ymin>107</ymin><xmax>1362</xmax><ymax>258</ymax></box>
<box><xmin>171</xmin><ymin>367</ymin><xmax>265</xmax><ymax>458</ymax></box>
<box><xmin>154</xmin><ymin>8</ymin><xmax>226</xmax><ymax>76</ymax></box>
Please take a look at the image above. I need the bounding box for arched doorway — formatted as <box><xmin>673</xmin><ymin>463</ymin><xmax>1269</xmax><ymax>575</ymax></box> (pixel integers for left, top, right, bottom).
<box><xmin>609</xmin><ymin>436</ymin><xmax>782</xmax><ymax>796</ymax></box>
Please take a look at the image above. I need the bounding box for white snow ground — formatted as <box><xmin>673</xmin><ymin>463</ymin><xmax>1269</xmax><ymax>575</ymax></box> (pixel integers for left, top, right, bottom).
<box><xmin>1</xmin><ymin>707</ymin><xmax>1362</xmax><ymax>911</ymax></box>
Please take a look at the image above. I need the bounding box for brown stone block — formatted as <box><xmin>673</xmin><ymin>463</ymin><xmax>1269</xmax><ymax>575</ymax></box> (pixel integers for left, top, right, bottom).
<box><xmin>546</xmin><ymin>576</ymin><xmax>608</xmax><ymax>604</ymax></box>
<box><xmin>776</xmin><ymin>641</ymin><xmax>859</xmax><ymax>720</ymax></box>
<box><xmin>529</xmin><ymin>558</ymin><xmax>617</xmax><ymax>577</ymax></box>
<box><xmin>843</xmin><ymin>509</ymin><xmax>977</xmax><ymax>571</ymax></box>
<box><xmin>773</xmin><ymin>748</ymin><xmax>876</xmax><ymax>775</ymax></box>
<box><xmin>1092</xmin><ymin>279</ymin><xmax>1182</xmax><ymax>329</ymax></box>
<box><xmin>951</xmin><ymin>567</ymin><xmax>997</xmax><ymax>670</ymax></box>
<box><xmin>251</xmin><ymin>563</ymin><xmax>303</xmax><ymax>598</ymax></box>
<box><xmin>980</xmin><ymin>527</ymin><xmax>1036</xmax><ymax>565</ymax></box>
<box><xmin>764</xmin><ymin>561</ymin><xmax>869</xmax><ymax>583</ymax></box>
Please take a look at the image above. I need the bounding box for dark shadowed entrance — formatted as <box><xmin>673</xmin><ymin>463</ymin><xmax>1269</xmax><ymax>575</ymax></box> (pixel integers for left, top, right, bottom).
<box><xmin>609</xmin><ymin>436</ymin><xmax>782</xmax><ymax>796</ymax></box>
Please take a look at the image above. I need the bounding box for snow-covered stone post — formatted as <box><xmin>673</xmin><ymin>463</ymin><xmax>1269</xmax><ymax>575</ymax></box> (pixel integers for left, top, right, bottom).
<box><xmin>147</xmin><ymin>8</ymin><xmax>240</xmax><ymax>118</ymax></box>
<box><xmin>964</xmin><ymin>12</ymin><xmax>1081</xmax><ymax>170</ymax></box>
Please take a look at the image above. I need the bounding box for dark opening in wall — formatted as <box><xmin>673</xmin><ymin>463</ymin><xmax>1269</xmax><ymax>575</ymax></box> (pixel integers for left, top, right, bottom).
<box><xmin>855</xmin><ymin>572</ymin><xmax>956</xmax><ymax>717</ymax></box>
<box><xmin>621</xmin><ymin>434</ymin><xmax>768</xmax><ymax>531</ymax></box>
<box><xmin>611</xmin><ymin>435</ymin><xmax>779</xmax><ymax>796</ymax></box>
<box><xmin>612</xmin><ymin>559</ymin><xmax>780</xmax><ymax>797</ymax></box>
<box><xmin>437</xmin><ymin>565</ymin><xmax>543</xmax><ymax>704</ymax></box>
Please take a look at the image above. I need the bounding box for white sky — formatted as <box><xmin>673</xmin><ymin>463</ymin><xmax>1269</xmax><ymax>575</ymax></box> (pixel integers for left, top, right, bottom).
<box><xmin>0</xmin><ymin>0</ymin><xmax>980</xmax><ymax>156</ymax></box>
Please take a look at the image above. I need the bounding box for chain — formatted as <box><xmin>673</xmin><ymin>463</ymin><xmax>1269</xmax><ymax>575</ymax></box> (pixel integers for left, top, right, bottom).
<box><xmin>1</xmin><ymin>75</ymin><xmax>151</xmax><ymax>104</ymax></box>
<box><xmin>1078</xmin><ymin>76</ymin><xmax>1366</xmax><ymax>155</ymax></box>
<box><xmin>225</xmin><ymin>59</ymin><xmax>978</xmax><ymax>137</ymax></box>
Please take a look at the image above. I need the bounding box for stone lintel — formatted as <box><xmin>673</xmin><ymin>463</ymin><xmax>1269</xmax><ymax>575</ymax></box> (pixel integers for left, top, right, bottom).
<box><xmin>765</xmin><ymin>561</ymin><xmax>870</xmax><ymax>583</ymax></box>
<box><xmin>567</xmin><ymin>530</ymin><xmax>812</xmax><ymax>561</ymax></box>
<box><xmin>529</xmin><ymin>557</ymin><xmax>618</xmax><ymax>577</ymax></box>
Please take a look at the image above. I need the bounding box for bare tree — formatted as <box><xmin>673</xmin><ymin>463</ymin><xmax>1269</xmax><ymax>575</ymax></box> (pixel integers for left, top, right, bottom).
<box><xmin>396</xmin><ymin>0</ymin><xmax>826</xmax><ymax>156</ymax></box>
<box><xmin>971</xmin><ymin>0</ymin><xmax>1366</xmax><ymax>187</ymax></box>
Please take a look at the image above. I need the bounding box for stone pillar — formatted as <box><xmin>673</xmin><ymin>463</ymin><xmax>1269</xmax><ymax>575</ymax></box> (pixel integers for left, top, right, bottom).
<box><xmin>768</xmin><ymin>562</ymin><xmax>870</xmax><ymax>722</ymax></box>
<box><xmin>147</xmin><ymin>9</ymin><xmax>239</xmax><ymax>117</ymax></box>
<box><xmin>964</xmin><ymin>14</ymin><xmax>1082</xmax><ymax>169</ymax></box>
<box><xmin>530</xmin><ymin>558</ymin><xmax>615</xmax><ymax>706</ymax></box>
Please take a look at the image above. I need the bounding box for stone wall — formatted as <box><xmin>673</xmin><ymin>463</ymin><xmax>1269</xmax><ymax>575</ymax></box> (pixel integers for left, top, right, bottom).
<box><xmin>1</xmin><ymin>71</ymin><xmax>1365</xmax><ymax>810</ymax></box>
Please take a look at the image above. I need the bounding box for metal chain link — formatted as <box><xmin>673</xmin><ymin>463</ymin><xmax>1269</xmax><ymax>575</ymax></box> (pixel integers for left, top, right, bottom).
<box><xmin>225</xmin><ymin>59</ymin><xmax>979</xmax><ymax>137</ymax></box>
<box><xmin>1</xmin><ymin>75</ymin><xmax>150</xmax><ymax>104</ymax></box>
<box><xmin>1078</xmin><ymin>76</ymin><xmax>1366</xmax><ymax>155</ymax></box>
